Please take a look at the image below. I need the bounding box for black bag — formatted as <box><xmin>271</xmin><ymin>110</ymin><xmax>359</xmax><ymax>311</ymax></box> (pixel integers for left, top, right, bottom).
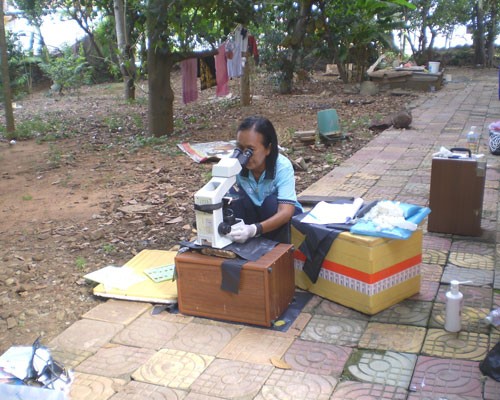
<box><xmin>489</xmin><ymin>131</ymin><xmax>500</xmax><ymax>155</ymax></box>
<box><xmin>480</xmin><ymin>341</ymin><xmax>500</xmax><ymax>382</ymax></box>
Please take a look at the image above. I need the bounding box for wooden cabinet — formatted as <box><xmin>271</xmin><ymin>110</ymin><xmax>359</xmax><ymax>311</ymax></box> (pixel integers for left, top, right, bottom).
<box><xmin>175</xmin><ymin>244</ymin><xmax>294</xmax><ymax>327</ymax></box>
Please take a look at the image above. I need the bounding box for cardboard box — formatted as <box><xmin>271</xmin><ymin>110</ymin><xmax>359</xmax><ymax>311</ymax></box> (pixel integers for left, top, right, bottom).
<box><xmin>292</xmin><ymin>227</ymin><xmax>422</xmax><ymax>315</ymax></box>
<box><xmin>175</xmin><ymin>244</ymin><xmax>294</xmax><ymax>326</ymax></box>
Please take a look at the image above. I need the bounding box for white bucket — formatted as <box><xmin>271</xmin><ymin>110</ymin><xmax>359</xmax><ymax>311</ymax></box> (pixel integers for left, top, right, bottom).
<box><xmin>428</xmin><ymin>61</ymin><xmax>440</xmax><ymax>74</ymax></box>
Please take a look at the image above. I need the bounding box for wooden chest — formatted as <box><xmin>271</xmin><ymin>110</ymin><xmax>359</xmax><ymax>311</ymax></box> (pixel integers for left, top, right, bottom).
<box><xmin>175</xmin><ymin>244</ymin><xmax>294</xmax><ymax>326</ymax></box>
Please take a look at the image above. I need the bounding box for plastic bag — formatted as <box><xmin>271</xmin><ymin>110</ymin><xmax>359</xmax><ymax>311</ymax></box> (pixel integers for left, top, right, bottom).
<box><xmin>480</xmin><ymin>341</ymin><xmax>500</xmax><ymax>382</ymax></box>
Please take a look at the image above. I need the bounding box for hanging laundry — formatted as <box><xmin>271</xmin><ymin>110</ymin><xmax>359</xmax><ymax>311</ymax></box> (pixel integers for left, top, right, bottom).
<box><xmin>215</xmin><ymin>43</ymin><xmax>229</xmax><ymax>97</ymax></box>
<box><xmin>199</xmin><ymin>56</ymin><xmax>217</xmax><ymax>90</ymax></box>
<box><xmin>227</xmin><ymin>26</ymin><xmax>248</xmax><ymax>79</ymax></box>
<box><xmin>247</xmin><ymin>35</ymin><xmax>259</xmax><ymax>66</ymax></box>
<box><xmin>181</xmin><ymin>58</ymin><xmax>198</xmax><ymax>104</ymax></box>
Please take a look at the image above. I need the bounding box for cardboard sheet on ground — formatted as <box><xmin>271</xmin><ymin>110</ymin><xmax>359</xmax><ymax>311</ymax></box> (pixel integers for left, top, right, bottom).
<box><xmin>178</xmin><ymin>141</ymin><xmax>236</xmax><ymax>163</ymax></box>
<box><xmin>91</xmin><ymin>250</ymin><xmax>178</xmax><ymax>304</ymax></box>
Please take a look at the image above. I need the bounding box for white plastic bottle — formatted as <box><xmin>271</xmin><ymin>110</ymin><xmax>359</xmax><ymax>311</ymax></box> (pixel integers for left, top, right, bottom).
<box><xmin>485</xmin><ymin>308</ymin><xmax>500</xmax><ymax>327</ymax></box>
<box><xmin>444</xmin><ymin>280</ymin><xmax>471</xmax><ymax>332</ymax></box>
<box><xmin>466</xmin><ymin>126</ymin><xmax>479</xmax><ymax>154</ymax></box>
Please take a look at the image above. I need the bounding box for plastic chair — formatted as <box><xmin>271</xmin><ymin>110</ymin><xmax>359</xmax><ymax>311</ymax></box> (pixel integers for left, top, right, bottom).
<box><xmin>317</xmin><ymin>109</ymin><xmax>345</xmax><ymax>144</ymax></box>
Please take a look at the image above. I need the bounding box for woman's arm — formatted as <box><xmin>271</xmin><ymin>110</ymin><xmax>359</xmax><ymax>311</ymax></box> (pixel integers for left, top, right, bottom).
<box><xmin>259</xmin><ymin>203</ymin><xmax>295</xmax><ymax>234</ymax></box>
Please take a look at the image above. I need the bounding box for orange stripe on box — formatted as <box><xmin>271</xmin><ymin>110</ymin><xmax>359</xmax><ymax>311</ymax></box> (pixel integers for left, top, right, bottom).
<box><xmin>293</xmin><ymin>250</ymin><xmax>421</xmax><ymax>284</ymax></box>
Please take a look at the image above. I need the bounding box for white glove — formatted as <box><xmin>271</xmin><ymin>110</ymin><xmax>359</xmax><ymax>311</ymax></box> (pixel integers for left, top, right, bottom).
<box><xmin>228</xmin><ymin>223</ymin><xmax>257</xmax><ymax>243</ymax></box>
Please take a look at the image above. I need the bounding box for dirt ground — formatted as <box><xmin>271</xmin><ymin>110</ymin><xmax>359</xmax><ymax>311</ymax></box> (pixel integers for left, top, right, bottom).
<box><xmin>0</xmin><ymin>68</ymin><xmax>424</xmax><ymax>353</ymax></box>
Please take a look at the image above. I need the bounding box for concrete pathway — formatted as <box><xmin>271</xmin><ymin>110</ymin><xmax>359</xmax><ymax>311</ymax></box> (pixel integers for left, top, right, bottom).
<box><xmin>52</xmin><ymin>68</ymin><xmax>500</xmax><ymax>399</ymax></box>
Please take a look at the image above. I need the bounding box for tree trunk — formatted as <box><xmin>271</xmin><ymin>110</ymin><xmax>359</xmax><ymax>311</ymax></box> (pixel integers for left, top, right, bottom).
<box><xmin>485</xmin><ymin>0</ymin><xmax>497</xmax><ymax>67</ymax></box>
<box><xmin>0</xmin><ymin>1</ymin><xmax>15</xmax><ymax>133</ymax></box>
<box><xmin>113</xmin><ymin>0</ymin><xmax>136</xmax><ymax>100</ymax></box>
<box><xmin>474</xmin><ymin>0</ymin><xmax>486</xmax><ymax>66</ymax></box>
<box><xmin>279</xmin><ymin>0</ymin><xmax>314</xmax><ymax>94</ymax></box>
<box><xmin>148</xmin><ymin>48</ymin><xmax>174</xmax><ymax>137</ymax></box>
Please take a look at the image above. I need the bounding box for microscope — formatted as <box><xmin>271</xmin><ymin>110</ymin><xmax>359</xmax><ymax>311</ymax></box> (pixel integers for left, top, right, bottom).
<box><xmin>194</xmin><ymin>148</ymin><xmax>253</xmax><ymax>248</ymax></box>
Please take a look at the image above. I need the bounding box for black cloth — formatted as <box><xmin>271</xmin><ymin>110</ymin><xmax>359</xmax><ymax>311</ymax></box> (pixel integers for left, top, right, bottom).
<box><xmin>220</xmin><ymin>258</ymin><xmax>247</xmax><ymax>294</ymax></box>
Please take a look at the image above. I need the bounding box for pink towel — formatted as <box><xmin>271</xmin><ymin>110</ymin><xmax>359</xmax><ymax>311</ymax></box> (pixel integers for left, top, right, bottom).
<box><xmin>215</xmin><ymin>44</ymin><xmax>229</xmax><ymax>97</ymax></box>
<box><xmin>181</xmin><ymin>58</ymin><xmax>198</xmax><ymax>104</ymax></box>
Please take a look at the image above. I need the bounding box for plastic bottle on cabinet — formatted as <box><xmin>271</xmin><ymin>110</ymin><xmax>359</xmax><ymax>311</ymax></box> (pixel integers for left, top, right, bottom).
<box><xmin>466</xmin><ymin>126</ymin><xmax>479</xmax><ymax>154</ymax></box>
<box><xmin>444</xmin><ymin>280</ymin><xmax>471</xmax><ymax>332</ymax></box>
<box><xmin>485</xmin><ymin>308</ymin><xmax>500</xmax><ymax>327</ymax></box>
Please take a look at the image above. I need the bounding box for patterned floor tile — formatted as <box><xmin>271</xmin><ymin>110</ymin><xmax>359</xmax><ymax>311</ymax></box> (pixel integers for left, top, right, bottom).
<box><xmin>109</xmin><ymin>381</ymin><xmax>187</xmax><ymax>399</ymax></box>
<box><xmin>435</xmin><ymin>284</ymin><xmax>493</xmax><ymax>308</ymax></box>
<box><xmin>254</xmin><ymin>369</ymin><xmax>337</xmax><ymax>400</ymax></box>
<box><xmin>112</xmin><ymin>313</ymin><xmax>186</xmax><ymax>350</ymax></box>
<box><xmin>419</xmin><ymin>263</ymin><xmax>443</xmax><ymax>282</ymax></box>
<box><xmin>330</xmin><ymin>381</ymin><xmax>407</xmax><ymax>399</ymax></box>
<box><xmin>49</xmin><ymin>319</ymin><xmax>124</xmax><ymax>353</ymax></box>
<box><xmin>132</xmin><ymin>349</ymin><xmax>213</xmax><ymax>390</ymax></box>
<box><xmin>429</xmin><ymin>302</ymin><xmax>491</xmax><ymax>333</ymax></box>
<box><xmin>346</xmin><ymin>350</ymin><xmax>417</xmax><ymax>388</ymax></box>
<box><xmin>301</xmin><ymin>294</ymin><xmax>322</xmax><ymax>313</ymax></box>
<box><xmin>69</xmin><ymin>372</ymin><xmax>128</xmax><ymax>400</ymax></box>
<box><xmin>409</xmin><ymin>356</ymin><xmax>483</xmax><ymax>399</ymax></box>
<box><xmin>484</xmin><ymin>376</ymin><xmax>500</xmax><ymax>400</ymax></box>
<box><xmin>165</xmin><ymin>322</ymin><xmax>239</xmax><ymax>356</ymax></box>
<box><xmin>50</xmin><ymin>347</ymin><xmax>93</xmax><ymax>370</ymax></box>
<box><xmin>75</xmin><ymin>344</ymin><xmax>156</xmax><ymax>379</ymax></box>
<box><xmin>283</xmin><ymin>338</ymin><xmax>352</xmax><ymax>377</ymax></box>
<box><xmin>442</xmin><ymin>265</ymin><xmax>494</xmax><ymax>287</ymax></box>
<box><xmin>370</xmin><ymin>300</ymin><xmax>432</xmax><ymax>327</ymax></box>
<box><xmin>422</xmin><ymin>328</ymin><xmax>489</xmax><ymax>360</ymax></box>
<box><xmin>81</xmin><ymin>299</ymin><xmax>150</xmax><ymax>325</ymax></box>
<box><xmin>409</xmin><ymin>280</ymin><xmax>439</xmax><ymax>302</ymax></box>
<box><xmin>189</xmin><ymin>359</ymin><xmax>272</xmax><ymax>399</ymax></box>
<box><xmin>300</xmin><ymin>315</ymin><xmax>367</xmax><ymax>347</ymax></box>
<box><xmin>448</xmin><ymin>250</ymin><xmax>495</xmax><ymax>270</ymax></box>
<box><xmin>358</xmin><ymin>323</ymin><xmax>426</xmax><ymax>353</ymax></box>
<box><xmin>423</xmin><ymin>235</ymin><xmax>452</xmax><ymax>252</ymax></box>
<box><xmin>422</xmin><ymin>249</ymin><xmax>448</xmax><ymax>266</ymax></box>
<box><xmin>217</xmin><ymin>328</ymin><xmax>294</xmax><ymax>364</ymax></box>
<box><xmin>314</xmin><ymin>299</ymin><xmax>370</xmax><ymax>321</ymax></box>
<box><xmin>184</xmin><ymin>393</ymin><xmax>225</xmax><ymax>400</ymax></box>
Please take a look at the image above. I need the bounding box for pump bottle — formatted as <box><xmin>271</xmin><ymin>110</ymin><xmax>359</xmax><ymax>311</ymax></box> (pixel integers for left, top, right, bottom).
<box><xmin>444</xmin><ymin>280</ymin><xmax>471</xmax><ymax>332</ymax></box>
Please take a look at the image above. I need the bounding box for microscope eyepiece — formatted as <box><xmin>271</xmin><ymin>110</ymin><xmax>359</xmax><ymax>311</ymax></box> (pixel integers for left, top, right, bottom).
<box><xmin>231</xmin><ymin>148</ymin><xmax>253</xmax><ymax>167</ymax></box>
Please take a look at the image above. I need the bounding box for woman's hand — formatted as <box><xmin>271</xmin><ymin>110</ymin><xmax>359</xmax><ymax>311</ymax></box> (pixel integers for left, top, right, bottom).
<box><xmin>228</xmin><ymin>223</ymin><xmax>258</xmax><ymax>243</ymax></box>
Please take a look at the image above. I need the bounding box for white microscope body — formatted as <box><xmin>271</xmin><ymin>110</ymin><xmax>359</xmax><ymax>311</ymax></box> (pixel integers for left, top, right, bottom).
<box><xmin>194</xmin><ymin>149</ymin><xmax>252</xmax><ymax>248</ymax></box>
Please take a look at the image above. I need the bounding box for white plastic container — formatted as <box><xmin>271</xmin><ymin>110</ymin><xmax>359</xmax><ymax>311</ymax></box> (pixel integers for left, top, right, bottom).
<box><xmin>444</xmin><ymin>280</ymin><xmax>471</xmax><ymax>332</ymax></box>
<box><xmin>428</xmin><ymin>61</ymin><xmax>440</xmax><ymax>74</ymax></box>
<box><xmin>466</xmin><ymin>126</ymin><xmax>479</xmax><ymax>154</ymax></box>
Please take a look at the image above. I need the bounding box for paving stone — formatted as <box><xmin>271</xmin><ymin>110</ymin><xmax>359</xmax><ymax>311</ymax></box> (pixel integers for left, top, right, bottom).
<box><xmin>330</xmin><ymin>381</ymin><xmax>407</xmax><ymax>399</ymax></box>
<box><xmin>189</xmin><ymin>358</ymin><xmax>272</xmax><ymax>399</ymax></box>
<box><xmin>184</xmin><ymin>393</ymin><xmax>225</xmax><ymax>400</ymax></box>
<box><xmin>132</xmin><ymin>349</ymin><xmax>213</xmax><ymax>390</ymax></box>
<box><xmin>109</xmin><ymin>380</ymin><xmax>187</xmax><ymax>399</ymax></box>
<box><xmin>370</xmin><ymin>300</ymin><xmax>432</xmax><ymax>327</ymax></box>
<box><xmin>254</xmin><ymin>369</ymin><xmax>337</xmax><ymax>400</ymax></box>
<box><xmin>50</xmin><ymin>347</ymin><xmax>93</xmax><ymax>370</ymax></box>
<box><xmin>423</xmin><ymin>235</ymin><xmax>452</xmax><ymax>252</ymax></box>
<box><xmin>314</xmin><ymin>299</ymin><xmax>370</xmax><ymax>321</ymax></box>
<box><xmin>422</xmin><ymin>328</ymin><xmax>489</xmax><ymax>361</ymax></box>
<box><xmin>483</xmin><ymin>376</ymin><xmax>500</xmax><ymax>400</ymax></box>
<box><xmin>421</xmin><ymin>249</ymin><xmax>448</xmax><ymax>266</ymax></box>
<box><xmin>112</xmin><ymin>313</ymin><xmax>186</xmax><ymax>350</ymax></box>
<box><xmin>429</xmin><ymin>302</ymin><xmax>491</xmax><ymax>333</ymax></box>
<box><xmin>165</xmin><ymin>322</ymin><xmax>239</xmax><ymax>356</ymax></box>
<box><xmin>301</xmin><ymin>294</ymin><xmax>322</xmax><ymax>313</ymax></box>
<box><xmin>283</xmin><ymin>338</ymin><xmax>352</xmax><ymax>377</ymax></box>
<box><xmin>81</xmin><ymin>299</ymin><xmax>150</xmax><ymax>325</ymax></box>
<box><xmin>69</xmin><ymin>372</ymin><xmax>127</xmax><ymax>400</ymax></box>
<box><xmin>49</xmin><ymin>319</ymin><xmax>124</xmax><ymax>353</ymax></box>
<box><xmin>442</xmin><ymin>265</ymin><xmax>494</xmax><ymax>287</ymax></box>
<box><xmin>346</xmin><ymin>350</ymin><xmax>417</xmax><ymax>388</ymax></box>
<box><xmin>75</xmin><ymin>344</ymin><xmax>156</xmax><ymax>379</ymax></box>
<box><xmin>300</xmin><ymin>315</ymin><xmax>367</xmax><ymax>347</ymax></box>
<box><xmin>435</xmin><ymin>284</ymin><xmax>493</xmax><ymax>308</ymax></box>
<box><xmin>448</xmin><ymin>250</ymin><xmax>495</xmax><ymax>270</ymax></box>
<box><xmin>419</xmin><ymin>263</ymin><xmax>443</xmax><ymax>282</ymax></box>
<box><xmin>358</xmin><ymin>323</ymin><xmax>426</xmax><ymax>353</ymax></box>
<box><xmin>217</xmin><ymin>327</ymin><xmax>294</xmax><ymax>364</ymax></box>
<box><xmin>409</xmin><ymin>279</ymin><xmax>439</xmax><ymax>302</ymax></box>
<box><xmin>409</xmin><ymin>356</ymin><xmax>483</xmax><ymax>399</ymax></box>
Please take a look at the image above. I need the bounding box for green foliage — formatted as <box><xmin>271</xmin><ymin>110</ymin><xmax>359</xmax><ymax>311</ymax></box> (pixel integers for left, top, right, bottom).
<box><xmin>39</xmin><ymin>46</ymin><xmax>94</xmax><ymax>93</ymax></box>
<box><xmin>75</xmin><ymin>256</ymin><xmax>87</xmax><ymax>270</ymax></box>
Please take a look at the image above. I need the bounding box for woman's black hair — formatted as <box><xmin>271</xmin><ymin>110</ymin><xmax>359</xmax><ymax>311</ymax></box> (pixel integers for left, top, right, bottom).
<box><xmin>237</xmin><ymin>116</ymin><xmax>279</xmax><ymax>171</ymax></box>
